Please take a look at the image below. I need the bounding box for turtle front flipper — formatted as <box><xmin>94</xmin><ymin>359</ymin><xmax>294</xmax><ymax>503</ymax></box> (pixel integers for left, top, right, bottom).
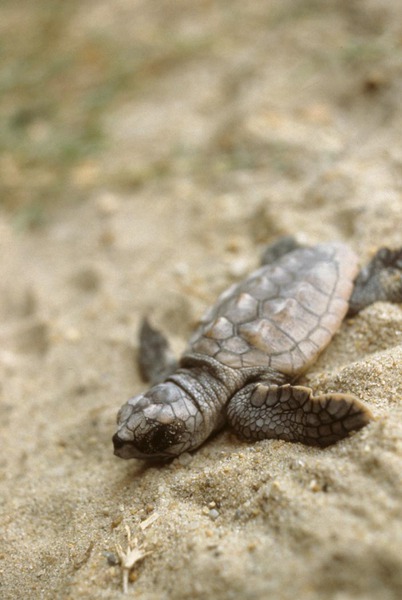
<box><xmin>138</xmin><ymin>318</ymin><xmax>178</xmax><ymax>385</ymax></box>
<box><xmin>348</xmin><ymin>247</ymin><xmax>402</xmax><ymax>316</ymax></box>
<box><xmin>227</xmin><ymin>383</ymin><xmax>373</xmax><ymax>447</ymax></box>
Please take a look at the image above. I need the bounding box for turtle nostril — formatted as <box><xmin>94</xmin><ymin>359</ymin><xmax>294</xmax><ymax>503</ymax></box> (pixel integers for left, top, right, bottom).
<box><xmin>112</xmin><ymin>433</ymin><xmax>125</xmax><ymax>450</ymax></box>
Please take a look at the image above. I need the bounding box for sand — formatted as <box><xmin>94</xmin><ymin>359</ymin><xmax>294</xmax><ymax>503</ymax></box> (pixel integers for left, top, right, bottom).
<box><xmin>1</xmin><ymin>2</ymin><xmax>402</xmax><ymax>599</ymax></box>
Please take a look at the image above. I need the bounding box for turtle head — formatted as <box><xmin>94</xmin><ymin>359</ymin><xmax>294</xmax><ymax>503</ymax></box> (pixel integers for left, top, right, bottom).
<box><xmin>112</xmin><ymin>382</ymin><xmax>195</xmax><ymax>460</ymax></box>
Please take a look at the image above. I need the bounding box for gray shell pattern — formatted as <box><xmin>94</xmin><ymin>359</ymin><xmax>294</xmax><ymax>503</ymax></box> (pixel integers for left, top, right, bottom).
<box><xmin>185</xmin><ymin>243</ymin><xmax>358</xmax><ymax>376</ymax></box>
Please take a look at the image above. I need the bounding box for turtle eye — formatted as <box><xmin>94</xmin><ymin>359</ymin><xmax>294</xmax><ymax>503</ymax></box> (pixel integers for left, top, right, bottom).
<box><xmin>135</xmin><ymin>419</ymin><xmax>186</xmax><ymax>455</ymax></box>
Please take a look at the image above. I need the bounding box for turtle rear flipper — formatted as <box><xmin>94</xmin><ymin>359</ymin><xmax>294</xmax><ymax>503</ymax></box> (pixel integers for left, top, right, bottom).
<box><xmin>138</xmin><ymin>318</ymin><xmax>178</xmax><ymax>385</ymax></box>
<box><xmin>260</xmin><ymin>235</ymin><xmax>302</xmax><ymax>266</ymax></box>
<box><xmin>227</xmin><ymin>382</ymin><xmax>373</xmax><ymax>447</ymax></box>
<box><xmin>348</xmin><ymin>247</ymin><xmax>402</xmax><ymax>316</ymax></box>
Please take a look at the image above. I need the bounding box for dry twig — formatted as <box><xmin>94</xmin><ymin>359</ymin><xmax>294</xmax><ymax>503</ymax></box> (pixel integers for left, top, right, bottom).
<box><xmin>114</xmin><ymin>514</ymin><xmax>159</xmax><ymax>593</ymax></box>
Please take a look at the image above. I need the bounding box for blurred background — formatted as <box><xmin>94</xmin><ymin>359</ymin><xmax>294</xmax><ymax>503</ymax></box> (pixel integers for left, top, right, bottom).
<box><xmin>1</xmin><ymin>0</ymin><xmax>401</xmax><ymax>228</ymax></box>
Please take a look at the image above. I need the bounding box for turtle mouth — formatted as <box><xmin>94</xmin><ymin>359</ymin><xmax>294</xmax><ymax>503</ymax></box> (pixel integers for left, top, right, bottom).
<box><xmin>112</xmin><ymin>431</ymin><xmax>178</xmax><ymax>461</ymax></box>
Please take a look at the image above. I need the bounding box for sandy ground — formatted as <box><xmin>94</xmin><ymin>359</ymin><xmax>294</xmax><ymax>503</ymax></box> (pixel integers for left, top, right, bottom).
<box><xmin>1</xmin><ymin>1</ymin><xmax>402</xmax><ymax>599</ymax></box>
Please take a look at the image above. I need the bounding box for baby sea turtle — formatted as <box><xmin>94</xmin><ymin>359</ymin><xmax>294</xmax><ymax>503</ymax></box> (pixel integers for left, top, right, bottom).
<box><xmin>113</xmin><ymin>237</ymin><xmax>402</xmax><ymax>460</ymax></box>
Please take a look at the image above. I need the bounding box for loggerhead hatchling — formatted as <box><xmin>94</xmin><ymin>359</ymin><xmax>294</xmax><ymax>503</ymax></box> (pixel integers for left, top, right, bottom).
<box><xmin>113</xmin><ymin>237</ymin><xmax>402</xmax><ymax>460</ymax></box>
